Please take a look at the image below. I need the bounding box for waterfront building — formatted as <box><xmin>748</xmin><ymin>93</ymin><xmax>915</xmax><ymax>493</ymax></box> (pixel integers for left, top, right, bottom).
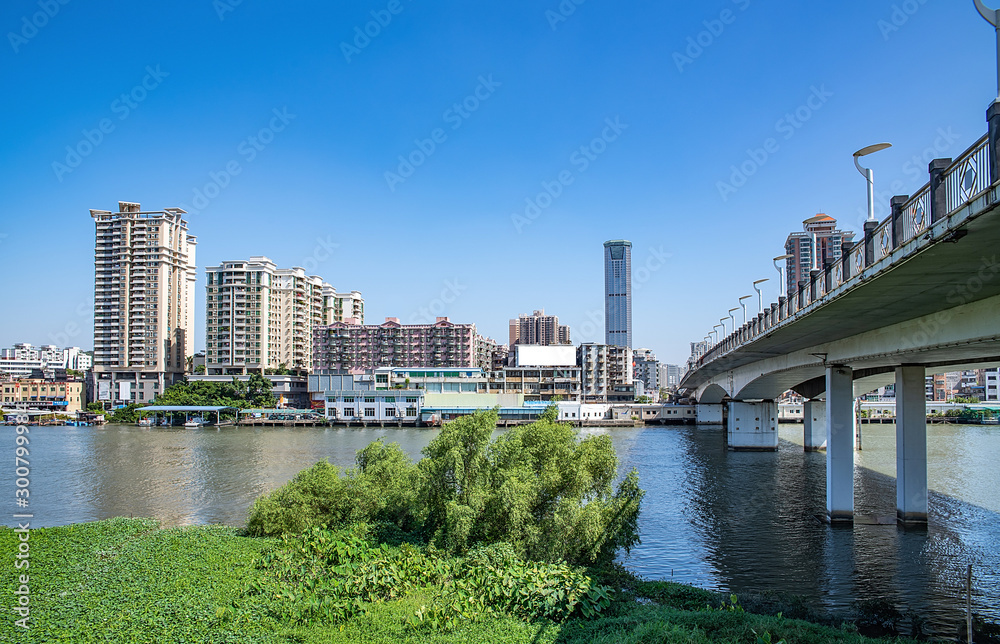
<box><xmin>90</xmin><ymin>202</ymin><xmax>197</xmax><ymax>406</ymax></box>
<box><xmin>578</xmin><ymin>343</ymin><xmax>634</xmax><ymax>403</ymax></box>
<box><xmin>204</xmin><ymin>257</ymin><xmax>361</xmax><ymax>375</ymax></box>
<box><xmin>784</xmin><ymin>214</ymin><xmax>855</xmax><ymax>295</ymax></box>
<box><xmin>308</xmin><ymin>373</ymin><xmax>423</xmax><ymax>422</ymax></box>
<box><xmin>604</xmin><ymin>240</ymin><xmax>632</xmax><ymax>348</ymax></box>
<box><xmin>633</xmin><ymin>349</ymin><xmax>660</xmax><ymax>400</ymax></box>
<box><xmin>509</xmin><ymin>310</ymin><xmax>571</xmax><ymax>345</ymax></box>
<box><xmin>1</xmin><ymin>378</ymin><xmax>85</xmax><ymax>413</ymax></box>
<box><xmin>984</xmin><ymin>368</ymin><xmax>999</xmax><ymax>401</ymax></box>
<box><xmin>312</xmin><ymin>317</ymin><xmax>488</xmax><ymax>372</ymax></box>
<box><xmin>658</xmin><ymin>363</ymin><xmax>682</xmax><ymax>389</ymax></box>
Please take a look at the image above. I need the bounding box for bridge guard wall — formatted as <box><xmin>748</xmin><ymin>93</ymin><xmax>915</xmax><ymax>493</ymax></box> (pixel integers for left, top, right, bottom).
<box><xmin>727</xmin><ymin>401</ymin><xmax>778</xmax><ymax>451</ymax></box>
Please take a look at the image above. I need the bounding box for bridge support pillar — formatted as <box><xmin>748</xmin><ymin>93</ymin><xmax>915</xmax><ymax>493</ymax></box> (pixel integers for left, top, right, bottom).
<box><xmin>696</xmin><ymin>403</ymin><xmax>723</xmax><ymax>424</ymax></box>
<box><xmin>727</xmin><ymin>401</ymin><xmax>778</xmax><ymax>451</ymax></box>
<box><xmin>896</xmin><ymin>365</ymin><xmax>928</xmax><ymax>524</ymax></box>
<box><xmin>826</xmin><ymin>366</ymin><xmax>854</xmax><ymax>523</ymax></box>
<box><xmin>803</xmin><ymin>400</ymin><xmax>826</xmax><ymax>451</ymax></box>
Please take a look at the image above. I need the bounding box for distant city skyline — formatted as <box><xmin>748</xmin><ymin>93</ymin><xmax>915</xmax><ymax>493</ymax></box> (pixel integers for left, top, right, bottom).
<box><xmin>0</xmin><ymin>2</ymin><xmax>994</xmax><ymax>366</ymax></box>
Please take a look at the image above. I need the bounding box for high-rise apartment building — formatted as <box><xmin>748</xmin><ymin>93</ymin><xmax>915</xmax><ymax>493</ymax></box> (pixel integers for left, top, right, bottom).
<box><xmin>205</xmin><ymin>257</ymin><xmax>361</xmax><ymax>375</ymax></box>
<box><xmin>633</xmin><ymin>348</ymin><xmax>659</xmax><ymax>397</ymax></box>
<box><xmin>322</xmin><ymin>285</ymin><xmax>365</xmax><ymax>325</ymax></box>
<box><xmin>784</xmin><ymin>215</ymin><xmax>855</xmax><ymax>295</ymax></box>
<box><xmin>604</xmin><ymin>240</ymin><xmax>632</xmax><ymax>348</ymax></box>
<box><xmin>509</xmin><ymin>310</ymin><xmax>571</xmax><ymax>346</ymax></box>
<box><xmin>90</xmin><ymin>202</ymin><xmax>196</xmax><ymax>405</ymax></box>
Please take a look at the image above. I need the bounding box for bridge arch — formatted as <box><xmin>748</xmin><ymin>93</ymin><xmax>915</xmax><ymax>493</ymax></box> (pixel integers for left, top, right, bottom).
<box><xmin>698</xmin><ymin>383</ymin><xmax>729</xmax><ymax>404</ymax></box>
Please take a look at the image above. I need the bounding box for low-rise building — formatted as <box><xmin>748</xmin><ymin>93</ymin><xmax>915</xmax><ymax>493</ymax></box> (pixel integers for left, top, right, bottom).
<box><xmin>1</xmin><ymin>378</ymin><xmax>86</xmax><ymax>413</ymax></box>
<box><xmin>308</xmin><ymin>373</ymin><xmax>423</xmax><ymax>423</ymax></box>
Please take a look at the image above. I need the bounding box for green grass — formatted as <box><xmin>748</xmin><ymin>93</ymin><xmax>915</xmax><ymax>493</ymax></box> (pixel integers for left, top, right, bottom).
<box><xmin>0</xmin><ymin>519</ymin><xmax>919</xmax><ymax>644</ymax></box>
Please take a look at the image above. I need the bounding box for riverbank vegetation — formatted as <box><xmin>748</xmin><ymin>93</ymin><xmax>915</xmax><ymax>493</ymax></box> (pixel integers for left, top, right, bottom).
<box><xmin>3</xmin><ymin>407</ymin><xmax>979</xmax><ymax>642</ymax></box>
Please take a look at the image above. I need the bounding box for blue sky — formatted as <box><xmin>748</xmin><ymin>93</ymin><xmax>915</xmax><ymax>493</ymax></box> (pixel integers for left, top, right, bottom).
<box><xmin>0</xmin><ymin>0</ymin><xmax>993</xmax><ymax>365</ymax></box>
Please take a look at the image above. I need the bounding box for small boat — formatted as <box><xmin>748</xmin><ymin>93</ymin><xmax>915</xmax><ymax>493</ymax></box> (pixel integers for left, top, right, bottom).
<box><xmin>184</xmin><ymin>417</ymin><xmax>206</xmax><ymax>428</ymax></box>
<box><xmin>138</xmin><ymin>417</ymin><xmax>154</xmax><ymax>426</ymax></box>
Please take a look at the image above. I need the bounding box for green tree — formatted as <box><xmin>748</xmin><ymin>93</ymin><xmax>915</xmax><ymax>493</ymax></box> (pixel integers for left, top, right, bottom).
<box><xmin>86</xmin><ymin>402</ymin><xmax>105</xmax><ymax>413</ymax></box>
<box><xmin>635</xmin><ymin>395</ymin><xmax>653</xmax><ymax>404</ymax></box>
<box><xmin>245</xmin><ymin>373</ymin><xmax>277</xmax><ymax>408</ymax></box>
<box><xmin>109</xmin><ymin>404</ymin><xmax>140</xmax><ymax>424</ymax></box>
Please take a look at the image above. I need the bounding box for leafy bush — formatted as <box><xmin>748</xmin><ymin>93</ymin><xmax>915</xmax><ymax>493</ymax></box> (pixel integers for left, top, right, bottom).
<box><xmin>419</xmin><ymin>407</ymin><xmax>644</xmax><ymax>565</ymax></box>
<box><xmin>245</xmin><ymin>440</ymin><xmax>420</xmax><ymax>537</ymax></box>
<box><xmin>246</xmin><ymin>407</ymin><xmax>644</xmax><ymax>567</ymax></box>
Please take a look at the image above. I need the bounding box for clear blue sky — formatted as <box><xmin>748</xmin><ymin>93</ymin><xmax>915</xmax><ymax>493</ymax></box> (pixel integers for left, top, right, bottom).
<box><xmin>0</xmin><ymin>0</ymin><xmax>993</xmax><ymax>365</ymax></box>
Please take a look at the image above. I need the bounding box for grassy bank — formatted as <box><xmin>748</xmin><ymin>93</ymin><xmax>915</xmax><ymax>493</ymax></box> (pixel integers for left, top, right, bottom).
<box><xmin>0</xmin><ymin>518</ymin><xmax>920</xmax><ymax>644</ymax></box>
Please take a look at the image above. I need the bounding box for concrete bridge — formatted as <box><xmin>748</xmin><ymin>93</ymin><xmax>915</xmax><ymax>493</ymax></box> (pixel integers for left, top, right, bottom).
<box><xmin>679</xmin><ymin>104</ymin><xmax>1000</xmax><ymax>524</ymax></box>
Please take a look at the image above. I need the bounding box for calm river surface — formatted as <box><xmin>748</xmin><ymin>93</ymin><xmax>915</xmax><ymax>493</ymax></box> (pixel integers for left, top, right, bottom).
<box><xmin>4</xmin><ymin>421</ymin><xmax>999</xmax><ymax>638</ymax></box>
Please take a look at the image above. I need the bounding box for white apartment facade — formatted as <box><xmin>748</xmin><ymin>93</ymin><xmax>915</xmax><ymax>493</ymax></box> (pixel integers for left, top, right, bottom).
<box><xmin>578</xmin><ymin>343</ymin><xmax>634</xmax><ymax>403</ymax></box>
<box><xmin>90</xmin><ymin>202</ymin><xmax>197</xmax><ymax>406</ymax></box>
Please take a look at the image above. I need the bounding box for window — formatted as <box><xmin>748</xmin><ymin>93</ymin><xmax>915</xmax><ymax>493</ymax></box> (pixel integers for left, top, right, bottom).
<box><xmin>364</xmin><ymin>408</ymin><xmax>376</xmax><ymax>417</ymax></box>
<box><xmin>405</xmin><ymin>397</ymin><xmax>418</xmax><ymax>403</ymax></box>
<box><xmin>343</xmin><ymin>396</ymin><xmax>354</xmax><ymax>403</ymax></box>
<box><xmin>376</xmin><ymin>374</ymin><xmax>388</xmax><ymax>384</ymax></box>
<box><xmin>384</xmin><ymin>396</ymin><xmax>395</xmax><ymax>403</ymax></box>
<box><xmin>343</xmin><ymin>408</ymin><xmax>354</xmax><ymax>417</ymax></box>
<box><xmin>364</xmin><ymin>397</ymin><xmax>375</xmax><ymax>403</ymax></box>
<box><xmin>385</xmin><ymin>408</ymin><xmax>396</xmax><ymax>416</ymax></box>
<box><xmin>406</xmin><ymin>407</ymin><xmax>417</xmax><ymax>417</ymax></box>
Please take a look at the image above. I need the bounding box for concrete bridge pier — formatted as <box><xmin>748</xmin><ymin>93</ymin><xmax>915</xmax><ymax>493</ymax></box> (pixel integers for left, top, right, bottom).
<box><xmin>803</xmin><ymin>400</ymin><xmax>826</xmax><ymax>451</ymax></box>
<box><xmin>826</xmin><ymin>366</ymin><xmax>854</xmax><ymax>523</ymax></box>
<box><xmin>696</xmin><ymin>403</ymin><xmax>723</xmax><ymax>424</ymax></box>
<box><xmin>896</xmin><ymin>365</ymin><xmax>928</xmax><ymax>524</ymax></box>
<box><xmin>727</xmin><ymin>401</ymin><xmax>778</xmax><ymax>451</ymax></box>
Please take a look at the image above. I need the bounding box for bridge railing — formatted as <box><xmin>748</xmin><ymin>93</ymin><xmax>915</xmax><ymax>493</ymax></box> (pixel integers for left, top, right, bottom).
<box><xmin>691</xmin><ymin>130</ymin><xmax>997</xmax><ymax>373</ymax></box>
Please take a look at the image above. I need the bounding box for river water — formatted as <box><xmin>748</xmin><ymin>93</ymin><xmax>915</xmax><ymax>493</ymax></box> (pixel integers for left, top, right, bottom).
<box><xmin>4</xmin><ymin>421</ymin><xmax>998</xmax><ymax>638</ymax></box>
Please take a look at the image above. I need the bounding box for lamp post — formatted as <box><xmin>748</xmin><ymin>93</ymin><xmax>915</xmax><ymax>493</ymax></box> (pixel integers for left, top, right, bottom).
<box><xmin>720</xmin><ymin>317</ymin><xmax>729</xmax><ymax>336</ymax></box>
<box><xmin>738</xmin><ymin>296</ymin><xmax>753</xmax><ymax>324</ymax></box>
<box><xmin>854</xmin><ymin>143</ymin><xmax>893</xmax><ymax>222</ymax></box>
<box><xmin>773</xmin><ymin>254</ymin><xmax>792</xmax><ymax>297</ymax></box>
<box><xmin>727</xmin><ymin>308</ymin><xmax>740</xmax><ymax>333</ymax></box>
<box><xmin>753</xmin><ymin>279</ymin><xmax>769</xmax><ymax>313</ymax></box>
<box><xmin>975</xmin><ymin>0</ymin><xmax>1000</xmax><ymax>100</ymax></box>
<box><xmin>713</xmin><ymin>324</ymin><xmax>723</xmax><ymax>344</ymax></box>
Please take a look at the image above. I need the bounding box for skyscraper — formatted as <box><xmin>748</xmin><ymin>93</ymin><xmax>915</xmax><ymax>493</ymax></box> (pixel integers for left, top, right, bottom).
<box><xmin>90</xmin><ymin>202</ymin><xmax>197</xmax><ymax>406</ymax></box>
<box><xmin>604</xmin><ymin>240</ymin><xmax>632</xmax><ymax>348</ymax></box>
<box><xmin>784</xmin><ymin>214</ymin><xmax>855</xmax><ymax>295</ymax></box>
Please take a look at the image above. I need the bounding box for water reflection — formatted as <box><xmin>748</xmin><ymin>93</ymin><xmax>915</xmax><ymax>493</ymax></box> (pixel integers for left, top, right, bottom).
<box><xmin>2</xmin><ymin>421</ymin><xmax>997</xmax><ymax>638</ymax></box>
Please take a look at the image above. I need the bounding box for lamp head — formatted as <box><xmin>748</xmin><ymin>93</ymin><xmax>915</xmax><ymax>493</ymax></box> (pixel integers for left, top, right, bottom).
<box><xmin>853</xmin><ymin>142</ymin><xmax>892</xmax><ymax>176</ymax></box>
<box><xmin>753</xmin><ymin>279</ymin><xmax>770</xmax><ymax>286</ymax></box>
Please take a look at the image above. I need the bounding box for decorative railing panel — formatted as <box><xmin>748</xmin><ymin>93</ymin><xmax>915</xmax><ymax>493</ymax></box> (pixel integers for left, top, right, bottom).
<box><xmin>874</xmin><ymin>220</ymin><xmax>893</xmax><ymax>261</ymax></box>
<box><xmin>945</xmin><ymin>135</ymin><xmax>990</xmax><ymax>214</ymax></box>
<box><xmin>903</xmin><ymin>185</ymin><xmax>930</xmax><ymax>241</ymax></box>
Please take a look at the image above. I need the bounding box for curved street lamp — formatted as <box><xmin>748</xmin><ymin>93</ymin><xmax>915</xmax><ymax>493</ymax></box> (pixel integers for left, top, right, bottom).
<box><xmin>712</xmin><ymin>324</ymin><xmax>723</xmax><ymax>343</ymax></box>
<box><xmin>720</xmin><ymin>317</ymin><xmax>729</xmax><ymax>336</ymax></box>
<box><xmin>854</xmin><ymin>143</ymin><xmax>893</xmax><ymax>222</ymax></box>
<box><xmin>738</xmin><ymin>295</ymin><xmax>753</xmax><ymax>324</ymax></box>
<box><xmin>773</xmin><ymin>254</ymin><xmax>792</xmax><ymax>297</ymax></box>
<box><xmin>752</xmin><ymin>279</ymin><xmax>769</xmax><ymax>314</ymax></box>
<box><xmin>727</xmin><ymin>308</ymin><xmax>740</xmax><ymax>332</ymax></box>
<box><xmin>975</xmin><ymin>0</ymin><xmax>1000</xmax><ymax>98</ymax></box>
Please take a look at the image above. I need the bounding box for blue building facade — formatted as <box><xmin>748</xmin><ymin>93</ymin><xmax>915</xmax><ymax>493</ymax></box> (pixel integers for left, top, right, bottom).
<box><xmin>603</xmin><ymin>240</ymin><xmax>632</xmax><ymax>348</ymax></box>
